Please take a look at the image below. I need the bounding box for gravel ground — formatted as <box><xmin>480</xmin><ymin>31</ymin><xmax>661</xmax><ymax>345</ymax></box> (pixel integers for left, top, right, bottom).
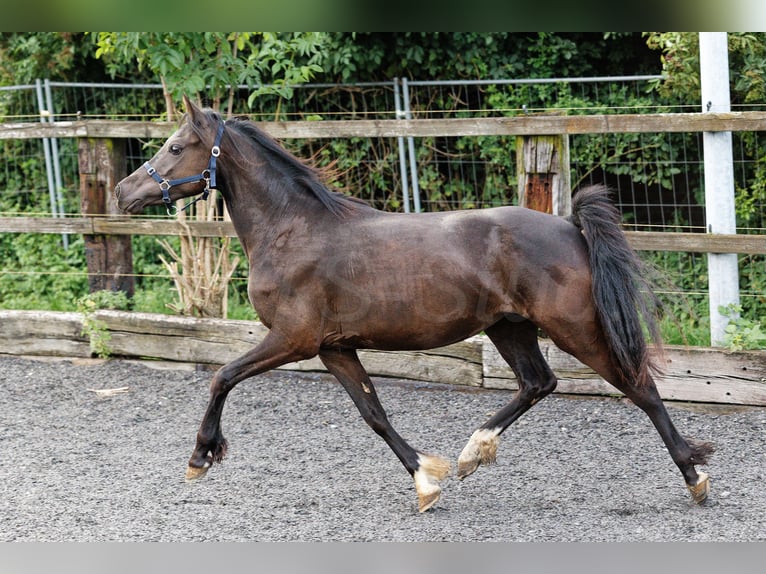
<box><xmin>1</xmin><ymin>354</ymin><xmax>765</xmax><ymax>542</ymax></box>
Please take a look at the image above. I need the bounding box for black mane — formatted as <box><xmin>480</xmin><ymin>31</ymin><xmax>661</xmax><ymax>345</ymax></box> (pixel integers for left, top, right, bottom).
<box><xmin>198</xmin><ymin>110</ymin><xmax>369</xmax><ymax>217</ymax></box>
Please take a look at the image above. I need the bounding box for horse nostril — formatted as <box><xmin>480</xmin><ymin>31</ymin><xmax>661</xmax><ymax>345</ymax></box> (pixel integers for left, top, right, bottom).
<box><xmin>114</xmin><ymin>183</ymin><xmax>121</xmax><ymax>199</ymax></box>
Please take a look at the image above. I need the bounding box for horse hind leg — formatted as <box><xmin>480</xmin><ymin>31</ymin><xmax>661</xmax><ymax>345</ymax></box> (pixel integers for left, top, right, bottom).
<box><xmin>619</xmin><ymin>372</ymin><xmax>714</xmax><ymax>504</ymax></box>
<box><xmin>458</xmin><ymin>318</ymin><xmax>557</xmax><ymax>479</ymax></box>
<box><xmin>319</xmin><ymin>348</ymin><xmax>451</xmax><ymax>512</ymax></box>
<box><xmin>618</xmin><ymin>373</ymin><xmax>713</xmax><ymax>504</ymax></box>
<box><xmin>549</xmin><ymin>323</ymin><xmax>714</xmax><ymax>504</ymax></box>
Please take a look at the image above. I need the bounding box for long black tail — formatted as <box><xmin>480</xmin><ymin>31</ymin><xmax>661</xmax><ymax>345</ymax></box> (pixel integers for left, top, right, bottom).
<box><xmin>569</xmin><ymin>185</ymin><xmax>663</xmax><ymax>386</ymax></box>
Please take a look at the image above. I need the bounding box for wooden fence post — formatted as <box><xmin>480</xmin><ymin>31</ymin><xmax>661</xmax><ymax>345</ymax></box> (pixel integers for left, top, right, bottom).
<box><xmin>77</xmin><ymin>138</ymin><xmax>134</xmax><ymax>296</ymax></box>
<box><xmin>516</xmin><ymin>130</ymin><xmax>571</xmax><ymax>216</ymax></box>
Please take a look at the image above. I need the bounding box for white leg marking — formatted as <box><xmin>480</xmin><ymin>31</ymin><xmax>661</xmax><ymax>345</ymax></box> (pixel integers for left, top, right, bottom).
<box><xmin>457</xmin><ymin>427</ymin><xmax>501</xmax><ymax>479</ymax></box>
<box><xmin>413</xmin><ymin>453</ymin><xmax>451</xmax><ymax>513</ymax></box>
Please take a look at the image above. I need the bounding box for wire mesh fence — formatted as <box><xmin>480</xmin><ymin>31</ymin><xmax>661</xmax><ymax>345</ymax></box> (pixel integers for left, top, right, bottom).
<box><xmin>1</xmin><ymin>77</ymin><xmax>765</xmax><ymax>346</ymax></box>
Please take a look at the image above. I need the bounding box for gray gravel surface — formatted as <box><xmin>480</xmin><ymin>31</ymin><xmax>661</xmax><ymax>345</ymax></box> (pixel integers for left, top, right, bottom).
<box><xmin>1</xmin><ymin>354</ymin><xmax>765</xmax><ymax>542</ymax></box>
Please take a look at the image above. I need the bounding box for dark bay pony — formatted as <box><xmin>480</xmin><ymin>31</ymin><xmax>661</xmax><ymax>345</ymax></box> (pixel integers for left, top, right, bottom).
<box><xmin>115</xmin><ymin>96</ymin><xmax>713</xmax><ymax>512</ymax></box>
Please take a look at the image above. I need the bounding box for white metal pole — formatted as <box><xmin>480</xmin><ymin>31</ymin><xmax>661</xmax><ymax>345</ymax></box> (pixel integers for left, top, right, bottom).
<box><xmin>44</xmin><ymin>79</ymin><xmax>68</xmax><ymax>249</ymax></box>
<box><xmin>401</xmin><ymin>78</ymin><xmax>422</xmax><ymax>213</ymax></box>
<box><xmin>699</xmin><ymin>32</ymin><xmax>740</xmax><ymax>346</ymax></box>
<box><xmin>393</xmin><ymin>79</ymin><xmax>411</xmax><ymax>213</ymax></box>
<box><xmin>35</xmin><ymin>79</ymin><xmax>57</xmax><ymax>220</ymax></box>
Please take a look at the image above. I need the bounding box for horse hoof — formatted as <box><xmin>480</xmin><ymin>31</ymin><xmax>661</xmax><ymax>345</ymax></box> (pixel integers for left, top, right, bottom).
<box><xmin>687</xmin><ymin>472</ymin><xmax>710</xmax><ymax>505</ymax></box>
<box><xmin>414</xmin><ymin>453</ymin><xmax>451</xmax><ymax>512</ymax></box>
<box><xmin>185</xmin><ymin>462</ymin><xmax>210</xmax><ymax>481</ymax></box>
<box><xmin>457</xmin><ymin>456</ymin><xmax>480</xmax><ymax>480</ymax></box>
<box><xmin>418</xmin><ymin>488</ymin><xmax>442</xmax><ymax>513</ymax></box>
<box><xmin>457</xmin><ymin>428</ymin><xmax>499</xmax><ymax>480</ymax></box>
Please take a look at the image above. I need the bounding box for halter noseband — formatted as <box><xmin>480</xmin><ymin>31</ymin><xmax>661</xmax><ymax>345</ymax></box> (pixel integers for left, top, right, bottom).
<box><xmin>142</xmin><ymin>120</ymin><xmax>225</xmax><ymax>215</ymax></box>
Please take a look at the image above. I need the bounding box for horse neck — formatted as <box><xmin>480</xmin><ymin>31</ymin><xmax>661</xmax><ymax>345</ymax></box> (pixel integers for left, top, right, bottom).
<box><xmin>219</xmin><ymin>157</ymin><xmax>331</xmax><ymax>253</ymax></box>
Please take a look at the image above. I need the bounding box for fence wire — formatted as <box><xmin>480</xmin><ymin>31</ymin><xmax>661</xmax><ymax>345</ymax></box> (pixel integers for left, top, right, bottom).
<box><xmin>1</xmin><ymin>78</ymin><xmax>765</xmax><ymax>345</ymax></box>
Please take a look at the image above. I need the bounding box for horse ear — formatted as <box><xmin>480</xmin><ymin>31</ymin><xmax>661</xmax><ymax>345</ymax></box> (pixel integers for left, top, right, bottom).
<box><xmin>183</xmin><ymin>95</ymin><xmax>202</xmax><ymax>121</ymax></box>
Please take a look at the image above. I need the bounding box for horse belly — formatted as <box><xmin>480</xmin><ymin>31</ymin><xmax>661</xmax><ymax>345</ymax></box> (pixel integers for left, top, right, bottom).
<box><xmin>319</xmin><ymin>211</ymin><xmax>531</xmax><ymax>350</ymax></box>
<box><xmin>324</xmin><ymin>262</ymin><xmax>506</xmax><ymax>351</ymax></box>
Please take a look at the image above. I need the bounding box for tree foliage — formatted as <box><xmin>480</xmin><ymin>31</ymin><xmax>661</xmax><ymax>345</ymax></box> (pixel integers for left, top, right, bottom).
<box><xmin>93</xmin><ymin>32</ymin><xmax>327</xmax><ymax>116</ymax></box>
<box><xmin>318</xmin><ymin>32</ymin><xmax>659</xmax><ymax>82</ymax></box>
<box><xmin>645</xmin><ymin>32</ymin><xmax>766</xmax><ymax>106</ymax></box>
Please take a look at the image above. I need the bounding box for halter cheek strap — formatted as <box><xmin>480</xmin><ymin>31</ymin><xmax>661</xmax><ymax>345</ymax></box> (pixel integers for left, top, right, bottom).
<box><xmin>143</xmin><ymin>120</ymin><xmax>225</xmax><ymax>215</ymax></box>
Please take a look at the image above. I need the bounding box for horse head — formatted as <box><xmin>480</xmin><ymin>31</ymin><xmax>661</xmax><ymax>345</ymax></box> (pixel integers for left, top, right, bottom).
<box><xmin>115</xmin><ymin>96</ymin><xmax>224</xmax><ymax>215</ymax></box>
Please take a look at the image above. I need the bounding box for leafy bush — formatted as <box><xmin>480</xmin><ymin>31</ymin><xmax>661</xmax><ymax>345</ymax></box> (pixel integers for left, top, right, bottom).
<box><xmin>719</xmin><ymin>303</ymin><xmax>766</xmax><ymax>351</ymax></box>
<box><xmin>76</xmin><ymin>289</ymin><xmax>130</xmax><ymax>358</ymax></box>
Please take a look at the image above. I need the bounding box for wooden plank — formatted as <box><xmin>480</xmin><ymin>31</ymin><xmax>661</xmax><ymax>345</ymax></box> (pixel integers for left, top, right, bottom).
<box><xmin>3</xmin><ymin>111</ymin><xmax>766</xmax><ymax>140</ymax></box>
<box><xmin>1</xmin><ymin>309</ymin><xmax>764</xmax><ymax>405</ymax></box>
<box><xmin>625</xmin><ymin>231</ymin><xmax>766</xmax><ymax>254</ymax></box>
<box><xmin>358</xmin><ymin>338</ymin><xmax>484</xmax><ymax>387</ymax></box>
<box><xmin>0</xmin><ymin>310</ymin><xmax>91</xmax><ymax>357</ymax></box>
<box><xmin>262</xmin><ymin>112</ymin><xmax>766</xmax><ymax>137</ymax></box>
<box><xmin>94</xmin><ymin>311</ymin><xmax>484</xmax><ymax>386</ymax></box>
<box><xmin>0</xmin><ymin>217</ymin><xmax>96</xmax><ymax>234</ymax></box>
<box><xmin>483</xmin><ymin>338</ymin><xmax>766</xmax><ymax>406</ymax></box>
<box><xmin>98</xmin><ymin>310</ymin><xmax>266</xmax><ymax>364</ymax></box>
<box><xmin>91</xmin><ymin>219</ymin><xmax>237</xmax><ymax>237</ymax></box>
<box><xmin>2</xmin><ymin>217</ymin><xmax>766</xmax><ymax>254</ymax></box>
<box><xmin>0</xmin><ymin>120</ymin><xmax>173</xmax><ymax>140</ymax></box>
<box><xmin>0</xmin><ymin>217</ymin><xmax>236</xmax><ymax>237</ymax></box>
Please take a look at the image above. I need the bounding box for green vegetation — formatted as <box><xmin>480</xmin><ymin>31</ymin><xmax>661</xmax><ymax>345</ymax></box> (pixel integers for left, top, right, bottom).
<box><xmin>76</xmin><ymin>290</ymin><xmax>130</xmax><ymax>358</ymax></box>
<box><xmin>1</xmin><ymin>33</ymin><xmax>765</xmax><ymax>348</ymax></box>
<box><xmin>719</xmin><ymin>303</ymin><xmax>766</xmax><ymax>351</ymax></box>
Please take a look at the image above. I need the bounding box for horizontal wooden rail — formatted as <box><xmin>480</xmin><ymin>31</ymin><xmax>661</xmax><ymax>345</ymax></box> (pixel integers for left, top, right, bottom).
<box><xmin>2</xmin><ymin>309</ymin><xmax>765</xmax><ymax>406</ymax></box>
<box><xmin>2</xmin><ymin>111</ymin><xmax>766</xmax><ymax>140</ymax></box>
<box><xmin>0</xmin><ymin>216</ymin><xmax>234</xmax><ymax>237</ymax></box>
<box><xmin>1</xmin><ymin>216</ymin><xmax>765</xmax><ymax>254</ymax></box>
<box><xmin>626</xmin><ymin>231</ymin><xmax>766</xmax><ymax>254</ymax></box>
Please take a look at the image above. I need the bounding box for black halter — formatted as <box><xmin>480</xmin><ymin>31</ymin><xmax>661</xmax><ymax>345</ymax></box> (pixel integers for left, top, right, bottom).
<box><xmin>143</xmin><ymin>120</ymin><xmax>225</xmax><ymax>215</ymax></box>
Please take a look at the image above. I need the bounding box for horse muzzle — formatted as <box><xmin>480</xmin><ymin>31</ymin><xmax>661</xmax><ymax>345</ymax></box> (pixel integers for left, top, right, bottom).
<box><xmin>114</xmin><ymin>182</ymin><xmax>142</xmax><ymax>214</ymax></box>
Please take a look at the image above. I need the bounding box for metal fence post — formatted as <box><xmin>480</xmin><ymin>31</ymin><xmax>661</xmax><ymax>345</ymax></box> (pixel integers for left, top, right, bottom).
<box><xmin>393</xmin><ymin>79</ymin><xmax>411</xmax><ymax>213</ymax></box>
<box><xmin>35</xmin><ymin>79</ymin><xmax>68</xmax><ymax>248</ymax></box>
<box><xmin>400</xmin><ymin>77</ymin><xmax>422</xmax><ymax>212</ymax></box>
<box><xmin>43</xmin><ymin>79</ymin><xmax>68</xmax><ymax>248</ymax></box>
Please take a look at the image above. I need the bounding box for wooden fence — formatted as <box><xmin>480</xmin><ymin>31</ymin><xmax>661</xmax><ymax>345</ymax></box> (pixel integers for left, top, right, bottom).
<box><xmin>2</xmin><ymin>111</ymin><xmax>766</xmax><ymax>258</ymax></box>
<box><xmin>2</xmin><ymin>309</ymin><xmax>765</xmax><ymax>406</ymax></box>
<box><xmin>1</xmin><ymin>113</ymin><xmax>766</xmax><ymax>407</ymax></box>
<box><xmin>2</xmin><ymin>111</ymin><xmax>766</xmax><ymax>305</ymax></box>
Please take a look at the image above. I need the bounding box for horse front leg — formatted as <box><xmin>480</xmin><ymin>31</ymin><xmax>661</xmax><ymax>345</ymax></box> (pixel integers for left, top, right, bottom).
<box><xmin>186</xmin><ymin>330</ymin><xmax>315</xmax><ymax>480</ymax></box>
<box><xmin>319</xmin><ymin>348</ymin><xmax>451</xmax><ymax>512</ymax></box>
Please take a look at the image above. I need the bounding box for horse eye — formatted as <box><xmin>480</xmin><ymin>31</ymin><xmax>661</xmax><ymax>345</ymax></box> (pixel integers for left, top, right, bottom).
<box><xmin>170</xmin><ymin>144</ymin><xmax>183</xmax><ymax>155</ymax></box>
